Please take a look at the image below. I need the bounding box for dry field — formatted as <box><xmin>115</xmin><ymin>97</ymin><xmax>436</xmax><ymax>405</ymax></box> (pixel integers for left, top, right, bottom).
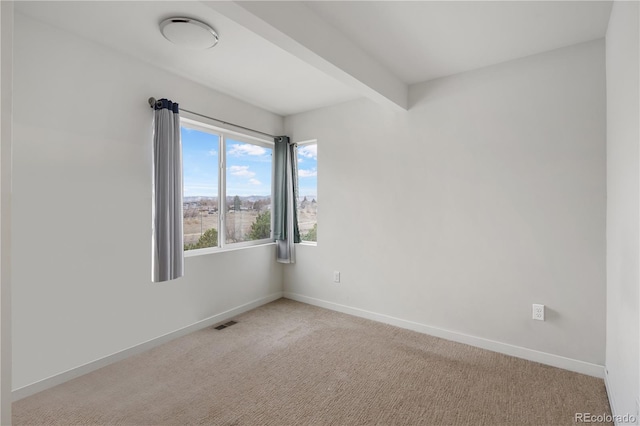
<box><xmin>184</xmin><ymin>211</ymin><xmax>260</xmax><ymax>246</ymax></box>
<box><xmin>184</xmin><ymin>207</ymin><xmax>317</xmax><ymax>247</ymax></box>
<box><xmin>184</xmin><ymin>211</ymin><xmax>219</xmax><ymax>246</ymax></box>
<box><xmin>297</xmin><ymin>210</ymin><xmax>316</xmax><ymax>236</ymax></box>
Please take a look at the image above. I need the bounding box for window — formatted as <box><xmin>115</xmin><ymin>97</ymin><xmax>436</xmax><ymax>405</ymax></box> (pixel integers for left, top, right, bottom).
<box><xmin>181</xmin><ymin>117</ymin><xmax>273</xmax><ymax>253</ymax></box>
<box><xmin>225</xmin><ymin>138</ymin><xmax>273</xmax><ymax>243</ymax></box>
<box><xmin>182</xmin><ymin>125</ymin><xmax>220</xmax><ymax>250</ymax></box>
<box><xmin>296</xmin><ymin>141</ymin><xmax>317</xmax><ymax>243</ymax></box>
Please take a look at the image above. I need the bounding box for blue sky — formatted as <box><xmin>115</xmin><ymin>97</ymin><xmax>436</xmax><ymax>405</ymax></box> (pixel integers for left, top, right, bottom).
<box><xmin>182</xmin><ymin>127</ymin><xmax>316</xmax><ymax>199</ymax></box>
<box><xmin>182</xmin><ymin>127</ymin><xmax>218</xmax><ymax>197</ymax></box>
<box><xmin>226</xmin><ymin>138</ymin><xmax>272</xmax><ymax>197</ymax></box>
<box><xmin>297</xmin><ymin>143</ymin><xmax>318</xmax><ymax>199</ymax></box>
<box><xmin>182</xmin><ymin>127</ymin><xmax>272</xmax><ymax>197</ymax></box>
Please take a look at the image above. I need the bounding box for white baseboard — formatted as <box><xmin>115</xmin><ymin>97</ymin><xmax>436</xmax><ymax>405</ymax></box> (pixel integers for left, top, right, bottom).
<box><xmin>12</xmin><ymin>292</ymin><xmax>283</xmax><ymax>401</ymax></box>
<box><xmin>284</xmin><ymin>292</ymin><xmax>604</xmax><ymax>379</ymax></box>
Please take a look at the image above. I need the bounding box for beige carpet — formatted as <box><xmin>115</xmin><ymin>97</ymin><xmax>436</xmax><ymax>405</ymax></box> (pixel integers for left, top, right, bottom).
<box><xmin>13</xmin><ymin>299</ymin><xmax>611</xmax><ymax>425</ymax></box>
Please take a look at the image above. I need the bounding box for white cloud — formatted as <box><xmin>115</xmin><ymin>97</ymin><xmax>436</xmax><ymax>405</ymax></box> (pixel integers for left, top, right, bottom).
<box><xmin>229</xmin><ymin>165</ymin><xmax>256</xmax><ymax>178</ymax></box>
<box><xmin>228</xmin><ymin>143</ymin><xmax>266</xmax><ymax>156</ymax></box>
<box><xmin>298</xmin><ymin>145</ymin><xmax>317</xmax><ymax>160</ymax></box>
<box><xmin>298</xmin><ymin>169</ymin><xmax>317</xmax><ymax>178</ymax></box>
<box><xmin>208</xmin><ymin>149</ymin><xmax>217</xmax><ymax>156</ymax></box>
<box><xmin>249</xmin><ymin>178</ymin><xmax>261</xmax><ymax>185</ymax></box>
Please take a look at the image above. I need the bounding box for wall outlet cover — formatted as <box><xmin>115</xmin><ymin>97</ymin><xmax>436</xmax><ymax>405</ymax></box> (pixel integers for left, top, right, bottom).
<box><xmin>532</xmin><ymin>304</ymin><xmax>545</xmax><ymax>321</ymax></box>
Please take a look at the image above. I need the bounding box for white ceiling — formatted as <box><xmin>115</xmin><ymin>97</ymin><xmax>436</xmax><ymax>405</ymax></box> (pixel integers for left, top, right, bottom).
<box><xmin>306</xmin><ymin>1</ymin><xmax>613</xmax><ymax>85</ymax></box>
<box><xmin>14</xmin><ymin>1</ymin><xmax>361</xmax><ymax>116</ymax></box>
<box><xmin>15</xmin><ymin>1</ymin><xmax>613</xmax><ymax>116</ymax></box>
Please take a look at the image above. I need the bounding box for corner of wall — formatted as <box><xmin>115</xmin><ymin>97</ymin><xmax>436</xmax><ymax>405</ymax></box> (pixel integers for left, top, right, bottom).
<box><xmin>0</xmin><ymin>1</ymin><xmax>13</xmax><ymax>423</ymax></box>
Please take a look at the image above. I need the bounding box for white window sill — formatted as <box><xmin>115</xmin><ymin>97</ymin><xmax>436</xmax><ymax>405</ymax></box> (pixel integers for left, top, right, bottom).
<box><xmin>184</xmin><ymin>240</ymin><xmax>276</xmax><ymax>257</ymax></box>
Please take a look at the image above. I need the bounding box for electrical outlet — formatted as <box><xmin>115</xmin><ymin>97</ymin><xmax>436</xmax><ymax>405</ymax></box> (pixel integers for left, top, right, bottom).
<box><xmin>532</xmin><ymin>304</ymin><xmax>545</xmax><ymax>321</ymax></box>
<box><xmin>333</xmin><ymin>271</ymin><xmax>340</xmax><ymax>283</ymax></box>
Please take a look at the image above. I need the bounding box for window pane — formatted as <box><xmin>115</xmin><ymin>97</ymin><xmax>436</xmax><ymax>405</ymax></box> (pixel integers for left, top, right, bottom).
<box><xmin>181</xmin><ymin>126</ymin><xmax>219</xmax><ymax>250</ymax></box>
<box><xmin>297</xmin><ymin>143</ymin><xmax>317</xmax><ymax>242</ymax></box>
<box><xmin>225</xmin><ymin>139</ymin><xmax>273</xmax><ymax>243</ymax></box>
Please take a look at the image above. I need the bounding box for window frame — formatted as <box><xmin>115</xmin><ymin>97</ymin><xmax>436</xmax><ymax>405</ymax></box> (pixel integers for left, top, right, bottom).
<box><xmin>295</xmin><ymin>139</ymin><xmax>318</xmax><ymax>246</ymax></box>
<box><xmin>181</xmin><ymin>114</ymin><xmax>275</xmax><ymax>257</ymax></box>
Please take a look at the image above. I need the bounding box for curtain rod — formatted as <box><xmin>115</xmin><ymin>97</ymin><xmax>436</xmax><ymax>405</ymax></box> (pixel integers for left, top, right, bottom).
<box><xmin>148</xmin><ymin>97</ymin><xmax>278</xmax><ymax>139</ymax></box>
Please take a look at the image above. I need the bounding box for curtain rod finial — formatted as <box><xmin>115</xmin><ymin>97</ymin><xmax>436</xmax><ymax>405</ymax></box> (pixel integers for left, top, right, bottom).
<box><xmin>148</xmin><ymin>97</ymin><xmax>157</xmax><ymax>109</ymax></box>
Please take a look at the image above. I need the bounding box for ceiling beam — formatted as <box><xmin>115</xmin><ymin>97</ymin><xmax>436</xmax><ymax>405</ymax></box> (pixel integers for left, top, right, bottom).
<box><xmin>203</xmin><ymin>1</ymin><xmax>408</xmax><ymax>112</ymax></box>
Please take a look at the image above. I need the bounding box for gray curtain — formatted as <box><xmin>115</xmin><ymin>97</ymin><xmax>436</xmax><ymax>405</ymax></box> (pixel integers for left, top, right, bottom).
<box><xmin>152</xmin><ymin>98</ymin><xmax>184</xmax><ymax>282</ymax></box>
<box><xmin>273</xmin><ymin>136</ymin><xmax>300</xmax><ymax>263</ymax></box>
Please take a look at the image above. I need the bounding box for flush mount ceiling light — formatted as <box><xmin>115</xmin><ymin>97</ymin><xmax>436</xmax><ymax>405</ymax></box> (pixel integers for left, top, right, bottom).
<box><xmin>159</xmin><ymin>17</ymin><xmax>219</xmax><ymax>49</ymax></box>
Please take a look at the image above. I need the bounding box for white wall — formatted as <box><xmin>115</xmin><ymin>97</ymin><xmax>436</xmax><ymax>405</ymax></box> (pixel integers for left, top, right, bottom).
<box><xmin>0</xmin><ymin>1</ymin><xmax>13</xmax><ymax>422</ymax></box>
<box><xmin>284</xmin><ymin>40</ymin><xmax>606</xmax><ymax>370</ymax></box>
<box><xmin>605</xmin><ymin>0</ymin><xmax>640</xmax><ymax>421</ymax></box>
<box><xmin>11</xmin><ymin>13</ymin><xmax>284</xmax><ymax>392</ymax></box>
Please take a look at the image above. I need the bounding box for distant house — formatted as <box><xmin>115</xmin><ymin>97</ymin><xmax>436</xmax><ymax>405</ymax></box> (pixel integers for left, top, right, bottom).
<box><xmin>183</xmin><ymin>202</ymin><xmax>198</xmax><ymax>210</ymax></box>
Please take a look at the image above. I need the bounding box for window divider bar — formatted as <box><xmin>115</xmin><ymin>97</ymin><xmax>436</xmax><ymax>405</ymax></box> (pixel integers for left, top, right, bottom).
<box><xmin>219</xmin><ymin>134</ymin><xmax>226</xmax><ymax>249</ymax></box>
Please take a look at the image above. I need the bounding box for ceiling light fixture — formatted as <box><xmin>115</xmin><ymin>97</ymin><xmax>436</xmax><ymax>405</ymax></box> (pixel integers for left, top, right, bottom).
<box><xmin>159</xmin><ymin>17</ymin><xmax>219</xmax><ymax>49</ymax></box>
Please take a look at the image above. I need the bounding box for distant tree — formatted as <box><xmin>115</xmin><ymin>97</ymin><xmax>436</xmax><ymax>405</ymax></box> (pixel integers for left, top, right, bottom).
<box><xmin>254</xmin><ymin>198</ymin><xmax>270</xmax><ymax>212</ymax></box>
<box><xmin>184</xmin><ymin>227</ymin><xmax>218</xmax><ymax>251</ymax></box>
<box><xmin>232</xmin><ymin>216</ymin><xmax>245</xmax><ymax>242</ymax></box>
<box><xmin>233</xmin><ymin>195</ymin><xmax>241</xmax><ymax>211</ymax></box>
<box><xmin>300</xmin><ymin>196</ymin><xmax>309</xmax><ymax>209</ymax></box>
<box><xmin>303</xmin><ymin>223</ymin><xmax>317</xmax><ymax>242</ymax></box>
<box><xmin>249</xmin><ymin>211</ymin><xmax>271</xmax><ymax>240</ymax></box>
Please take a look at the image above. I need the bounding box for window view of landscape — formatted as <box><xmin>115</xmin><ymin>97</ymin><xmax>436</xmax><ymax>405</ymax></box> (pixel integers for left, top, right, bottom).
<box><xmin>225</xmin><ymin>139</ymin><xmax>273</xmax><ymax>243</ymax></box>
<box><xmin>297</xmin><ymin>143</ymin><xmax>317</xmax><ymax>242</ymax></box>
<box><xmin>182</xmin><ymin>126</ymin><xmax>219</xmax><ymax>250</ymax></box>
<box><xmin>182</xmin><ymin>124</ymin><xmax>273</xmax><ymax>251</ymax></box>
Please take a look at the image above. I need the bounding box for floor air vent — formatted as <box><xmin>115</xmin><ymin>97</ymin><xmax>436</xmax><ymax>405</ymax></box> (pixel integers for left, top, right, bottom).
<box><xmin>214</xmin><ymin>320</ymin><xmax>238</xmax><ymax>330</ymax></box>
